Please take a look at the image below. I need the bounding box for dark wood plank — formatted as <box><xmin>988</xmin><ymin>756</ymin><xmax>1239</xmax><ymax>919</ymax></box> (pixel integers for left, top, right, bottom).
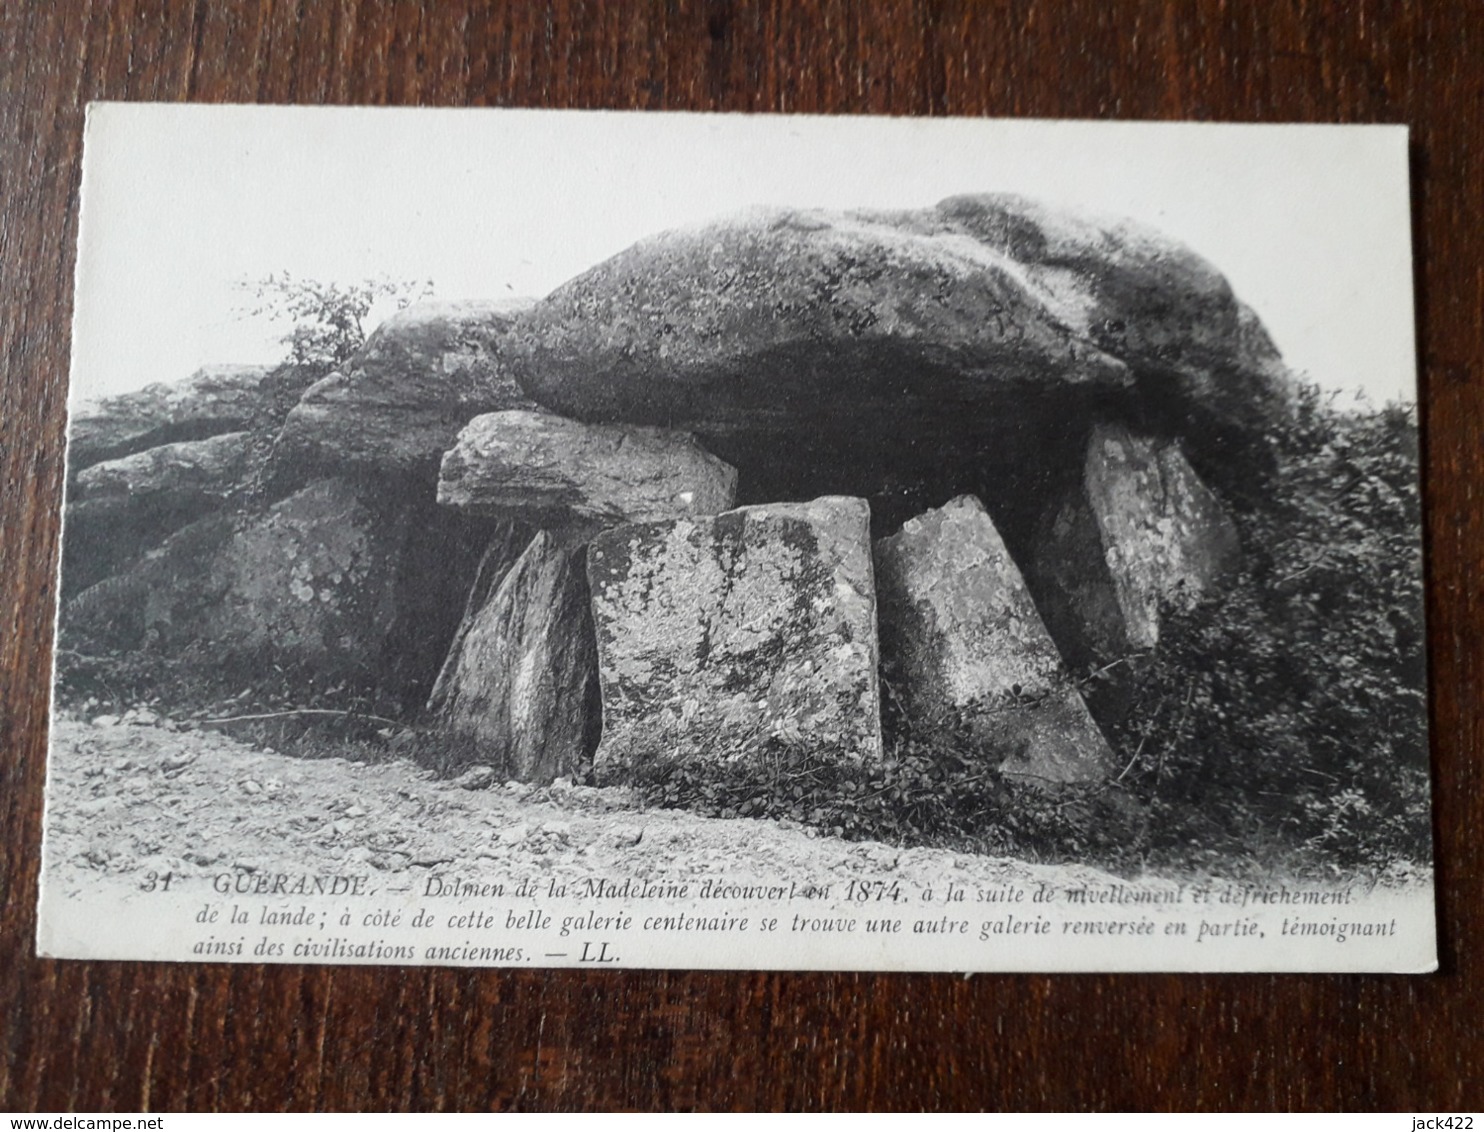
<box><xmin>2</xmin><ymin>0</ymin><xmax>1480</xmax><ymax>1111</ymax></box>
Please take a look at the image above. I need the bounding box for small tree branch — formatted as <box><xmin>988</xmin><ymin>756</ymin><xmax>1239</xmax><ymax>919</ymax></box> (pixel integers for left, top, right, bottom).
<box><xmin>195</xmin><ymin>707</ymin><xmax>406</xmax><ymax>730</ymax></box>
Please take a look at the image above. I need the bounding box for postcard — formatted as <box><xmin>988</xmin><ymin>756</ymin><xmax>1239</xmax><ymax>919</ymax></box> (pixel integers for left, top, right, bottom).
<box><xmin>38</xmin><ymin>105</ymin><xmax>1434</xmax><ymax>971</ymax></box>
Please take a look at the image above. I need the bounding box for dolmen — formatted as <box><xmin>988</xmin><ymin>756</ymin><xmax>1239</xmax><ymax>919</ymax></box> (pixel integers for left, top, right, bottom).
<box><xmin>61</xmin><ymin>192</ymin><xmax>1288</xmax><ymax>792</ymax></box>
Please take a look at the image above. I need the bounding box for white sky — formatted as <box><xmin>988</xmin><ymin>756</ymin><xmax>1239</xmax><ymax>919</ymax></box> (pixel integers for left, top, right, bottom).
<box><xmin>71</xmin><ymin>105</ymin><xmax>1417</xmax><ymax>405</ymax></box>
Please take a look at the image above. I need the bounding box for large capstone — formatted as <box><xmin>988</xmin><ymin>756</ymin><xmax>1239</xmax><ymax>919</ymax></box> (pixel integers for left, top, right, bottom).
<box><xmin>271</xmin><ymin>299</ymin><xmax>539</xmax><ymax>486</ymax></box>
<box><xmin>69</xmin><ymin>364</ymin><xmax>277</xmax><ymax>471</ymax></box>
<box><xmin>433</xmin><ymin>530</ymin><xmax>601</xmax><ymax>783</ymax></box>
<box><xmin>1026</xmin><ymin>424</ymin><xmax>1242</xmax><ymax>669</ymax></box>
<box><xmin>585</xmin><ymin>496</ymin><xmax>882</xmax><ymax>782</ymax></box>
<box><xmin>875</xmin><ymin>495</ymin><xmax>1113</xmax><ymax>785</ymax></box>
<box><xmin>437</xmin><ymin>410</ymin><xmax>738</xmax><ymax>530</ymax></box>
<box><xmin>63</xmin><ymin>431</ymin><xmax>254</xmax><ymax>594</ymax></box>
<box><xmin>507</xmin><ymin>194</ymin><xmax>1292</xmax><ymax>535</ymax></box>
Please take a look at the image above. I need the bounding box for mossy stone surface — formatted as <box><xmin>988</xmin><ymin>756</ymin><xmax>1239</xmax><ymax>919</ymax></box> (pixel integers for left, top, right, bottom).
<box><xmin>876</xmin><ymin>494</ymin><xmax>1113</xmax><ymax>786</ymax></box>
<box><xmin>586</xmin><ymin>497</ymin><xmax>882</xmax><ymax>781</ymax></box>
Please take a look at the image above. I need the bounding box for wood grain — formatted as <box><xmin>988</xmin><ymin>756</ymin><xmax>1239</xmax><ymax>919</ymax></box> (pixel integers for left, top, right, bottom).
<box><xmin>2</xmin><ymin>0</ymin><xmax>1480</xmax><ymax>1112</ymax></box>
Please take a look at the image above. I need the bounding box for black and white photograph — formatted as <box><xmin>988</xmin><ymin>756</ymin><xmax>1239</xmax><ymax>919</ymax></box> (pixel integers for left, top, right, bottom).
<box><xmin>37</xmin><ymin>105</ymin><xmax>1434</xmax><ymax>971</ymax></box>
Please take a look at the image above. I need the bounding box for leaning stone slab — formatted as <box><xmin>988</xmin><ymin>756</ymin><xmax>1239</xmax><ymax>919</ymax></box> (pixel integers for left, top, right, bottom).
<box><xmin>438</xmin><ymin>410</ymin><xmax>738</xmax><ymax>531</ymax></box>
<box><xmin>61</xmin><ymin>479</ymin><xmax>393</xmax><ymax>667</ymax></box>
<box><xmin>1027</xmin><ymin>423</ymin><xmax>1242</xmax><ymax>668</ymax></box>
<box><xmin>425</xmin><ymin>520</ymin><xmax>535</xmax><ymax>715</ymax></box>
<box><xmin>585</xmin><ymin>496</ymin><xmax>882</xmax><ymax>782</ymax></box>
<box><xmin>435</xmin><ymin>530</ymin><xmax>601</xmax><ymax>784</ymax></box>
<box><xmin>875</xmin><ymin>495</ymin><xmax>1113</xmax><ymax>785</ymax></box>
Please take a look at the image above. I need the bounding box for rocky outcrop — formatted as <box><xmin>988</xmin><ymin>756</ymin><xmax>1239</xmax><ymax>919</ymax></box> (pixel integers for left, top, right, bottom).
<box><xmin>61</xmin><ymin>513</ymin><xmax>237</xmax><ymax>653</ymax></box>
<box><xmin>433</xmin><ymin>531</ymin><xmax>601</xmax><ymax>783</ymax></box>
<box><xmin>74</xmin><ymin>430</ymin><xmax>253</xmax><ymax>504</ymax></box>
<box><xmin>1027</xmin><ymin>424</ymin><xmax>1242</xmax><ymax>669</ymax></box>
<box><xmin>69</xmin><ymin>364</ymin><xmax>277</xmax><ymax>471</ymax></box>
<box><xmin>506</xmin><ymin>194</ymin><xmax>1290</xmax><ymax>533</ymax></box>
<box><xmin>62</xmin><ymin>477</ymin><xmax>489</xmax><ymax>707</ymax></box>
<box><xmin>875</xmin><ymin>495</ymin><xmax>1113</xmax><ymax>785</ymax></box>
<box><xmin>271</xmin><ymin>299</ymin><xmax>538</xmax><ymax>485</ymax></box>
<box><xmin>437</xmin><ymin>410</ymin><xmax>738</xmax><ymax>531</ymax></box>
<box><xmin>586</xmin><ymin>497</ymin><xmax>882</xmax><ymax>781</ymax></box>
<box><xmin>62</xmin><ymin>432</ymin><xmax>255</xmax><ymax>595</ymax></box>
<box><xmin>195</xmin><ymin>478</ymin><xmax>401</xmax><ymax>667</ymax></box>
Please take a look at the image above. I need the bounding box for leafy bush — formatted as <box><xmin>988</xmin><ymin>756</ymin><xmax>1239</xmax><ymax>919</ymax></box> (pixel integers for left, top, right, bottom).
<box><xmin>238</xmin><ymin>272</ymin><xmax>433</xmax><ymax>372</ymax></box>
<box><xmin>229</xmin><ymin>274</ymin><xmax>438</xmax><ymax>500</ymax></box>
<box><xmin>1106</xmin><ymin>385</ymin><xmax>1429</xmax><ymax>870</ymax></box>
<box><xmin>628</xmin><ymin>729</ymin><xmax>1147</xmax><ymax>867</ymax></box>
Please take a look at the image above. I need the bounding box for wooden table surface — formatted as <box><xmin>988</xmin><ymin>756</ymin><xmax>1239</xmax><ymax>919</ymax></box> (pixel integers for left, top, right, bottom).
<box><xmin>2</xmin><ymin>1</ymin><xmax>1480</xmax><ymax>1112</ymax></box>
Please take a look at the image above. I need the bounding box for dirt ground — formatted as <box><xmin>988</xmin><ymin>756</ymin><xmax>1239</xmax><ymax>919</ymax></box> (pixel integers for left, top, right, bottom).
<box><xmin>41</xmin><ymin>712</ymin><xmax>1139</xmax><ymax>902</ymax></box>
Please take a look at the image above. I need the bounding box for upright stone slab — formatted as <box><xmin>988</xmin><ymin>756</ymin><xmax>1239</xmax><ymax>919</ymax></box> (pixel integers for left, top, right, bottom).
<box><xmin>438</xmin><ymin>410</ymin><xmax>737</xmax><ymax>530</ymax></box>
<box><xmin>1028</xmin><ymin>424</ymin><xmax>1242</xmax><ymax>668</ymax></box>
<box><xmin>436</xmin><ymin>530</ymin><xmax>601</xmax><ymax>784</ymax></box>
<box><xmin>875</xmin><ymin>495</ymin><xmax>1113</xmax><ymax>785</ymax></box>
<box><xmin>586</xmin><ymin>497</ymin><xmax>882</xmax><ymax>781</ymax></box>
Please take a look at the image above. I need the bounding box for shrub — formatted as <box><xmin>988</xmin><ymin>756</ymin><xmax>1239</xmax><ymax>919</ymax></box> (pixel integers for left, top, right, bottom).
<box><xmin>237</xmin><ymin>272</ymin><xmax>433</xmax><ymax>372</ymax></box>
<box><xmin>629</xmin><ymin>715</ymin><xmax>1147</xmax><ymax>871</ymax></box>
<box><xmin>1106</xmin><ymin>385</ymin><xmax>1429</xmax><ymax>870</ymax></box>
